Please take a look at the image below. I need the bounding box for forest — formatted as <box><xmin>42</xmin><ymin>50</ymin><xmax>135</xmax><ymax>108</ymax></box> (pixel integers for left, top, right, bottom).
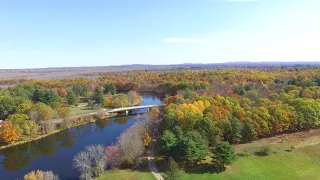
<box><xmin>1</xmin><ymin>66</ymin><xmax>320</xmax><ymax>179</ymax></box>
<box><xmin>2</xmin><ymin>66</ymin><xmax>320</xmax><ymax>143</ymax></box>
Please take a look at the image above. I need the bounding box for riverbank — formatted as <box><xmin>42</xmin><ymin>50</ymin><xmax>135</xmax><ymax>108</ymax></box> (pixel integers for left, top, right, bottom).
<box><xmin>0</xmin><ymin>112</ymin><xmax>118</xmax><ymax>150</ymax></box>
<box><xmin>0</xmin><ymin>98</ymin><xmax>148</xmax><ymax>150</ymax></box>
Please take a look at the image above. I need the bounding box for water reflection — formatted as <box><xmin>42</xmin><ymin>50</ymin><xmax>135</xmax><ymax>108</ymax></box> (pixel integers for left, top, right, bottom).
<box><xmin>95</xmin><ymin>119</ymin><xmax>112</xmax><ymax>129</ymax></box>
<box><xmin>0</xmin><ymin>145</ymin><xmax>31</xmax><ymax>171</ymax></box>
<box><xmin>114</xmin><ymin>117</ymin><xmax>129</xmax><ymax>125</ymax></box>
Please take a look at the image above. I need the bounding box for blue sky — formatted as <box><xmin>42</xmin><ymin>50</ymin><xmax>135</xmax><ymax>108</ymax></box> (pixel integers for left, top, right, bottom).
<box><xmin>1</xmin><ymin>0</ymin><xmax>320</xmax><ymax>69</ymax></box>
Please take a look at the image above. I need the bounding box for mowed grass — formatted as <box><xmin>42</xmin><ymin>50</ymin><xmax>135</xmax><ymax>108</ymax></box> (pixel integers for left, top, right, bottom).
<box><xmin>69</xmin><ymin>102</ymin><xmax>96</xmax><ymax>116</ymax></box>
<box><xmin>182</xmin><ymin>143</ymin><xmax>320</xmax><ymax>180</ymax></box>
<box><xmin>95</xmin><ymin>169</ymin><xmax>156</xmax><ymax>180</ymax></box>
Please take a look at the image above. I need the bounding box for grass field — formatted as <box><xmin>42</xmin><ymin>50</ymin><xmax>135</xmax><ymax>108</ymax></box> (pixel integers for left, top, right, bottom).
<box><xmin>153</xmin><ymin>130</ymin><xmax>320</xmax><ymax>180</ymax></box>
<box><xmin>95</xmin><ymin>170</ymin><xmax>156</xmax><ymax>180</ymax></box>
<box><xmin>69</xmin><ymin>102</ymin><xmax>96</xmax><ymax>116</ymax></box>
<box><xmin>179</xmin><ymin>131</ymin><xmax>320</xmax><ymax>180</ymax></box>
<box><xmin>181</xmin><ymin>144</ymin><xmax>320</xmax><ymax>180</ymax></box>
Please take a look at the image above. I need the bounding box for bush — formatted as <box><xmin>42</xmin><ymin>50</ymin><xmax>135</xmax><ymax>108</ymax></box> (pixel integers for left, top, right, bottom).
<box><xmin>237</xmin><ymin>152</ymin><xmax>250</xmax><ymax>158</ymax></box>
<box><xmin>256</xmin><ymin>145</ymin><xmax>271</xmax><ymax>156</ymax></box>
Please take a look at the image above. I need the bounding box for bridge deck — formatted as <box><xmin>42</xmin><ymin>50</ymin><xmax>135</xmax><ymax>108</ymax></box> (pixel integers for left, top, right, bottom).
<box><xmin>108</xmin><ymin>104</ymin><xmax>163</xmax><ymax>113</ymax></box>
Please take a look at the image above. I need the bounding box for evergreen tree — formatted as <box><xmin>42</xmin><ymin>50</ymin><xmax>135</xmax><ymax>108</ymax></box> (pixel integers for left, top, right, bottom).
<box><xmin>212</xmin><ymin>141</ymin><xmax>237</xmax><ymax>171</ymax></box>
<box><xmin>44</xmin><ymin>90</ymin><xmax>61</xmax><ymax>106</ymax></box>
<box><xmin>32</xmin><ymin>89</ymin><xmax>46</xmax><ymax>103</ymax></box>
<box><xmin>180</xmin><ymin>131</ymin><xmax>210</xmax><ymax>164</ymax></box>
<box><xmin>93</xmin><ymin>87</ymin><xmax>105</xmax><ymax>106</ymax></box>
<box><xmin>104</xmin><ymin>83</ymin><xmax>117</xmax><ymax>95</ymax></box>
<box><xmin>66</xmin><ymin>91</ymin><xmax>78</xmax><ymax>106</ymax></box>
<box><xmin>229</xmin><ymin>117</ymin><xmax>242</xmax><ymax>144</ymax></box>
<box><xmin>165</xmin><ymin>157</ymin><xmax>183</xmax><ymax>180</ymax></box>
<box><xmin>72</xmin><ymin>85</ymin><xmax>87</xmax><ymax>97</ymax></box>
<box><xmin>157</xmin><ymin>130</ymin><xmax>177</xmax><ymax>158</ymax></box>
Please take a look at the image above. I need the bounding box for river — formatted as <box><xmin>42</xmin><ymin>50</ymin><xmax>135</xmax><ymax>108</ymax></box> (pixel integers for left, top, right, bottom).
<box><xmin>0</xmin><ymin>92</ymin><xmax>163</xmax><ymax>180</ymax></box>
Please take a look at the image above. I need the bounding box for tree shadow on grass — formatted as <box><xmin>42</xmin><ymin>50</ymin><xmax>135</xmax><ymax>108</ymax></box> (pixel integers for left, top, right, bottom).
<box><xmin>184</xmin><ymin>164</ymin><xmax>224</xmax><ymax>174</ymax></box>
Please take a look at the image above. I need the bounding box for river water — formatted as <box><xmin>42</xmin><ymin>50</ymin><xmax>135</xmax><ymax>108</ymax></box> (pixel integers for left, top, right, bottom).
<box><xmin>0</xmin><ymin>92</ymin><xmax>163</xmax><ymax>180</ymax></box>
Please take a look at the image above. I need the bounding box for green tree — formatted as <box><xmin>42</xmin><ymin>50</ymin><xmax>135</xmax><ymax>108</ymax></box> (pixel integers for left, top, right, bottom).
<box><xmin>229</xmin><ymin>117</ymin><xmax>242</xmax><ymax>144</ymax></box>
<box><xmin>72</xmin><ymin>85</ymin><xmax>87</xmax><ymax>97</ymax></box>
<box><xmin>180</xmin><ymin>131</ymin><xmax>210</xmax><ymax>164</ymax></box>
<box><xmin>92</xmin><ymin>87</ymin><xmax>105</xmax><ymax>106</ymax></box>
<box><xmin>44</xmin><ymin>90</ymin><xmax>61</xmax><ymax>106</ymax></box>
<box><xmin>104</xmin><ymin>83</ymin><xmax>117</xmax><ymax>95</ymax></box>
<box><xmin>32</xmin><ymin>89</ymin><xmax>46</xmax><ymax>103</ymax></box>
<box><xmin>196</xmin><ymin>117</ymin><xmax>223</xmax><ymax>146</ymax></box>
<box><xmin>164</xmin><ymin>157</ymin><xmax>183</xmax><ymax>180</ymax></box>
<box><xmin>241</xmin><ymin>122</ymin><xmax>257</xmax><ymax>142</ymax></box>
<box><xmin>66</xmin><ymin>91</ymin><xmax>78</xmax><ymax>106</ymax></box>
<box><xmin>157</xmin><ymin>130</ymin><xmax>177</xmax><ymax>158</ymax></box>
<box><xmin>8</xmin><ymin>113</ymin><xmax>29</xmax><ymax>135</ymax></box>
<box><xmin>0</xmin><ymin>96</ymin><xmax>18</xmax><ymax>119</ymax></box>
<box><xmin>212</xmin><ymin>141</ymin><xmax>237</xmax><ymax>171</ymax></box>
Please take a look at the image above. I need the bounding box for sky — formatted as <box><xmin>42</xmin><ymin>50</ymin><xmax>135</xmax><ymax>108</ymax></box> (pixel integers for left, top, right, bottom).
<box><xmin>1</xmin><ymin>0</ymin><xmax>320</xmax><ymax>69</ymax></box>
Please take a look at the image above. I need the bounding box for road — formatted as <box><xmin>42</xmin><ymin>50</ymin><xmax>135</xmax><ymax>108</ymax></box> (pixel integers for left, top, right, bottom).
<box><xmin>148</xmin><ymin>122</ymin><xmax>164</xmax><ymax>180</ymax></box>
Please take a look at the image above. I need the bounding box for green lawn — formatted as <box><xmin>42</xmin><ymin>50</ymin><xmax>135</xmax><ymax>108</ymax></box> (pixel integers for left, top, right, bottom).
<box><xmin>95</xmin><ymin>169</ymin><xmax>156</xmax><ymax>180</ymax></box>
<box><xmin>69</xmin><ymin>102</ymin><xmax>96</xmax><ymax>116</ymax></box>
<box><xmin>181</xmin><ymin>143</ymin><xmax>320</xmax><ymax>180</ymax></box>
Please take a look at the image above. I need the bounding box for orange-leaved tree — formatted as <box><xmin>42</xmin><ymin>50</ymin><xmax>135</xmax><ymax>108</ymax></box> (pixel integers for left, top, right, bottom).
<box><xmin>0</xmin><ymin>121</ymin><xmax>20</xmax><ymax>143</ymax></box>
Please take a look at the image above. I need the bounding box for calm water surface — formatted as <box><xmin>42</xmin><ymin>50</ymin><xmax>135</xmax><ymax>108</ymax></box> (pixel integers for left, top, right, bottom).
<box><xmin>0</xmin><ymin>92</ymin><xmax>163</xmax><ymax>180</ymax></box>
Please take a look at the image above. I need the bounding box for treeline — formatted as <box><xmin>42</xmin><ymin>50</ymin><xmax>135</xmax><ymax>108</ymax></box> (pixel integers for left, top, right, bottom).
<box><xmin>0</xmin><ymin>78</ymin><xmax>32</xmax><ymax>86</ymax></box>
<box><xmin>8</xmin><ymin>68</ymin><xmax>320</xmax><ymax>95</ymax></box>
<box><xmin>161</xmin><ymin>89</ymin><xmax>320</xmax><ymax>145</ymax></box>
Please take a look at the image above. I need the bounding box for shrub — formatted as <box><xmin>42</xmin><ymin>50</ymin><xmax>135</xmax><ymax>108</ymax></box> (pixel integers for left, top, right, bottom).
<box><xmin>256</xmin><ymin>145</ymin><xmax>271</xmax><ymax>156</ymax></box>
<box><xmin>237</xmin><ymin>152</ymin><xmax>250</xmax><ymax>157</ymax></box>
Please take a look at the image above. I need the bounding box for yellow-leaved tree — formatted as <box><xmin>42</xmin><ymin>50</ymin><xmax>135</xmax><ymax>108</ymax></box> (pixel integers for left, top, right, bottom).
<box><xmin>0</xmin><ymin>121</ymin><xmax>20</xmax><ymax>143</ymax></box>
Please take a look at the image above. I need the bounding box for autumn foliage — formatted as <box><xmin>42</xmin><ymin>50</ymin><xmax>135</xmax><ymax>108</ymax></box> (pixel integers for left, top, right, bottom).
<box><xmin>143</xmin><ymin>133</ymin><xmax>152</xmax><ymax>147</ymax></box>
<box><xmin>0</xmin><ymin>121</ymin><xmax>20</xmax><ymax>143</ymax></box>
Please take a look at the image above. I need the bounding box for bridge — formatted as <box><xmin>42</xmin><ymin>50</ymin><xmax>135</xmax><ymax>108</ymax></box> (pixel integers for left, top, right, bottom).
<box><xmin>108</xmin><ymin>104</ymin><xmax>164</xmax><ymax>114</ymax></box>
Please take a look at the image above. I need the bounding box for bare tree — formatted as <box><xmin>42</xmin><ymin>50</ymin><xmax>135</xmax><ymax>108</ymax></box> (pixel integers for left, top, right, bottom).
<box><xmin>73</xmin><ymin>151</ymin><xmax>93</xmax><ymax>180</ymax></box>
<box><xmin>73</xmin><ymin>144</ymin><xmax>107</xmax><ymax>180</ymax></box>
<box><xmin>117</xmin><ymin>125</ymin><xmax>144</xmax><ymax>166</ymax></box>
<box><xmin>85</xmin><ymin>145</ymin><xmax>106</xmax><ymax>177</ymax></box>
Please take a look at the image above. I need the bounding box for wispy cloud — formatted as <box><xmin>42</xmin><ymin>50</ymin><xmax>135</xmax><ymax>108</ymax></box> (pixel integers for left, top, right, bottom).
<box><xmin>164</xmin><ymin>38</ymin><xmax>215</xmax><ymax>43</ymax></box>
